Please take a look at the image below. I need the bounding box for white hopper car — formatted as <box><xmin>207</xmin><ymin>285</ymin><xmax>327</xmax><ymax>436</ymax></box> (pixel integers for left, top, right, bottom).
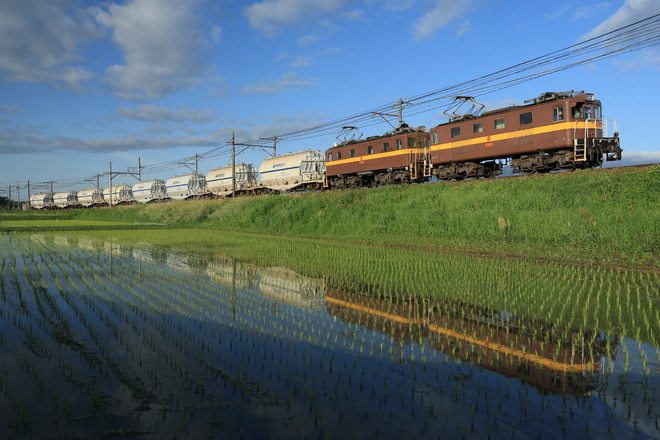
<box><xmin>206</xmin><ymin>163</ymin><xmax>258</xmax><ymax>197</ymax></box>
<box><xmin>78</xmin><ymin>188</ymin><xmax>105</xmax><ymax>207</ymax></box>
<box><xmin>259</xmin><ymin>150</ymin><xmax>326</xmax><ymax>192</ymax></box>
<box><xmin>30</xmin><ymin>193</ymin><xmax>55</xmax><ymax>210</ymax></box>
<box><xmin>103</xmin><ymin>184</ymin><xmax>134</xmax><ymax>205</ymax></box>
<box><xmin>132</xmin><ymin>179</ymin><xmax>167</xmax><ymax>203</ymax></box>
<box><xmin>165</xmin><ymin>173</ymin><xmax>208</xmax><ymax>200</ymax></box>
<box><xmin>53</xmin><ymin>191</ymin><xmax>79</xmax><ymax>209</ymax></box>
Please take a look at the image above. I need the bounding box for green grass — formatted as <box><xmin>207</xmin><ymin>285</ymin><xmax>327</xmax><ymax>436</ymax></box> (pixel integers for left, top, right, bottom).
<box><xmin>1</xmin><ymin>165</ymin><xmax>658</xmax><ymax>268</ymax></box>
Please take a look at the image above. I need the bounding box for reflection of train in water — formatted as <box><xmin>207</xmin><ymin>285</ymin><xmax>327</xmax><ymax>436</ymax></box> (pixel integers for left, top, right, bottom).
<box><xmin>63</xmin><ymin>235</ymin><xmax>328</xmax><ymax>309</ymax></box>
<box><xmin>325</xmin><ymin>289</ymin><xmax>615</xmax><ymax>395</ymax></box>
<box><xmin>44</xmin><ymin>233</ymin><xmax>616</xmax><ymax>394</ymax></box>
<box><xmin>30</xmin><ymin>91</ymin><xmax>620</xmax><ymax>209</ymax></box>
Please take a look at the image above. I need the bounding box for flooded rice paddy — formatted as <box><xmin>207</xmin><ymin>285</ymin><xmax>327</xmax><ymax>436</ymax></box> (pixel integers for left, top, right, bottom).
<box><xmin>0</xmin><ymin>232</ymin><xmax>658</xmax><ymax>439</ymax></box>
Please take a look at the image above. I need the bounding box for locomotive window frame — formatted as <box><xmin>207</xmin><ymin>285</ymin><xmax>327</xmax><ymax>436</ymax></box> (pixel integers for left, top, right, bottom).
<box><xmin>451</xmin><ymin>127</ymin><xmax>461</xmax><ymax>138</ymax></box>
<box><xmin>495</xmin><ymin>118</ymin><xmax>505</xmax><ymax>129</ymax></box>
<box><xmin>368</xmin><ymin>145</ymin><xmax>373</xmax><ymax>155</ymax></box>
<box><xmin>396</xmin><ymin>139</ymin><xmax>403</xmax><ymax>149</ymax></box>
<box><xmin>519</xmin><ymin>112</ymin><xmax>533</xmax><ymax>125</ymax></box>
<box><xmin>328</xmin><ymin>153</ymin><xmax>333</xmax><ymax>161</ymax></box>
<box><xmin>383</xmin><ymin>142</ymin><xmax>390</xmax><ymax>152</ymax></box>
<box><xmin>473</xmin><ymin>122</ymin><xmax>483</xmax><ymax>133</ymax></box>
<box><xmin>431</xmin><ymin>132</ymin><xmax>438</xmax><ymax>144</ymax></box>
<box><xmin>350</xmin><ymin>149</ymin><xmax>355</xmax><ymax>158</ymax></box>
<box><xmin>553</xmin><ymin>106</ymin><xmax>564</xmax><ymax>122</ymax></box>
<box><xmin>408</xmin><ymin>138</ymin><xmax>416</xmax><ymax>148</ymax></box>
<box><xmin>337</xmin><ymin>152</ymin><xmax>342</xmax><ymax>160</ymax></box>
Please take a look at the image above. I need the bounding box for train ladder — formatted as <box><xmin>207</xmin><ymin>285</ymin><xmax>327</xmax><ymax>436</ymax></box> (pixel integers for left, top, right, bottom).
<box><xmin>573</xmin><ymin>121</ymin><xmax>588</xmax><ymax>162</ymax></box>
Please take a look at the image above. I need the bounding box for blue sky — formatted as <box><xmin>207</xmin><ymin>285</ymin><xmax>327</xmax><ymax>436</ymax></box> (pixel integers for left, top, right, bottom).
<box><xmin>1</xmin><ymin>0</ymin><xmax>659</xmax><ymax>196</ymax></box>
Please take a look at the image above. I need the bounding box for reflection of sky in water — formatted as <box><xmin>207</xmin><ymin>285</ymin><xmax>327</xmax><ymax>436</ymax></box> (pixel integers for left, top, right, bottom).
<box><xmin>0</xmin><ymin>233</ymin><xmax>657</xmax><ymax>439</ymax></box>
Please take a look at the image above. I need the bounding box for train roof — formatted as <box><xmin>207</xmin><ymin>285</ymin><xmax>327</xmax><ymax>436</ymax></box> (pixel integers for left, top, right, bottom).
<box><xmin>328</xmin><ymin>124</ymin><xmax>427</xmax><ymax>149</ymax></box>
<box><xmin>435</xmin><ymin>90</ymin><xmax>596</xmax><ymax>126</ymax></box>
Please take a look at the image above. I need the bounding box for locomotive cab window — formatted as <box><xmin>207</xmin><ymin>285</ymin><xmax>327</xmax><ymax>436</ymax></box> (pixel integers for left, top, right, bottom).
<box><xmin>553</xmin><ymin>106</ymin><xmax>564</xmax><ymax>122</ymax></box>
<box><xmin>473</xmin><ymin>122</ymin><xmax>483</xmax><ymax>133</ymax></box>
<box><xmin>451</xmin><ymin>127</ymin><xmax>461</xmax><ymax>138</ymax></box>
<box><xmin>431</xmin><ymin>132</ymin><xmax>438</xmax><ymax>144</ymax></box>
<box><xmin>327</xmin><ymin>153</ymin><xmax>333</xmax><ymax>161</ymax></box>
<box><xmin>572</xmin><ymin>103</ymin><xmax>583</xmax><ymax>118</ymax></box>
<box><xmin>350</xmin><ymin>149</ymin><xmax>355</xmax><ymax>158</ymax></box>
<box><xmin>519</xmin><ymin>112</ymin><xmax>533</xmax><ymax>125</ymax></box>
<box><xmin>337</xmin><ymin>152</ymin><xmax>342</xmax><ymax>160</ymax></box>
<box><xmin>495</xmin><ymin>118</ymin><xmax>505</xmax><ymax>129</ymax></box>
<box><xmin>383</xmin><ymin>142</ymin><xmax>390</xmax><ymax>152</ymax></box>
<box><xmin>408</xmin><ymin>138</ymin><xmax>416</xmax><ymax>148</ymax></box>
<box><xmin>396</xmin><ymin>139</ymin><xmax>403</xmax><ymax>149</ymax></box>
<box><xmin>367</xmin><ymin>145</ymin><xmax>373</xmax><ymax>155</ymax></box>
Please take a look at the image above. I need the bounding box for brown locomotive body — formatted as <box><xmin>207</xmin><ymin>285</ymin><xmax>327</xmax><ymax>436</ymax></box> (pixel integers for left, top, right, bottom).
<box><xmin>325</xmin><ymin>125</ymin><xmax>432</xmax><ymax>189</ymax></box>
<box><xmin>428</xmin><ymin>91</ymin><xmax>621</xmax><ymax>179</ymax></box>
<box><xmin>324</xmin><ymin>91</ymin><xmax>622</xmax><ymax>189</ymax></box>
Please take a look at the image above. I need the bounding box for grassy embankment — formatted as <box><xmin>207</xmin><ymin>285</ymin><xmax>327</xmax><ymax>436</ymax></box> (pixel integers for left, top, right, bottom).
<box><xmin>1</xmin><ymin>164</ymin><xmax>658</xmax><ymax>268</ymax></box>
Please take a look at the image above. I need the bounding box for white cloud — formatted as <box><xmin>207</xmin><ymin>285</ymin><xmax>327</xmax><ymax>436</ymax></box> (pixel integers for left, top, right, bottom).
<box><xmin>0</xmin><ymin>105</ymin><xmax>20</xmax><ymax>115</ymax></box>
<box><xmin>456</xmin><ymin>20</ymin><xmax>472</xmax><ymax>37</ymax></box>
<box><xmin>290</xmin><ymin>56</ymin><xmax>313</xmax><ymax>68</ymax></box>
<box><xmin>412</xmin><ymin>0</ymin><xmax>473</xmax><ymax>40</ymax></box>
<box><xmin>544</xmin><ymin>3</ymin><xmax>573</xmax><ymax>20</ymax></box>
<box><xmin>573</xmin><ymin>2</ymin><xmax>610</xmax><ymax>20</ymax></box>
<box><xmin>240</xmin><ymin>72</ymin><xmax>317</xmax><ymax>94</ymax></box>
<box><xmin>582</xmin><ymin>0</ymin><xmax>660</xmax><ymax>40</ymax></box>
<box><xmin>118</xmin><ymin>104</ymin><xmax>216</xmax><ymax>124</ymax></box>
<box><xmin>0</xmin><ymin>0</ymin><xmax>100</xmax><ymax>86</ymax></box>
<box><xmin>244</xmin><ymin>0</ymin><xmax>351</xmax><ymax>36</ymax></box>
<box><xmin>618</xmin><ymin>150</ymin><xmax>660</xmax><ymax>166</ymax></box>
<box><xmin>212</xmin><ymin>26</ymin><xmax>223</xmax><ymax>44</ymax></box>
<box><xmin>93</xmin><ymin>0</ymin><xmax>213</xmax><ymax>100</ymax></box>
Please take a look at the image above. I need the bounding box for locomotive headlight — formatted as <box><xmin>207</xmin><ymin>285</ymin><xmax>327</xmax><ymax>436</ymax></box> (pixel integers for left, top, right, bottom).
<box><xmin>586</xmin><ymin>93</ymin><xmax>595</xmax><ymax>101</ymax></box>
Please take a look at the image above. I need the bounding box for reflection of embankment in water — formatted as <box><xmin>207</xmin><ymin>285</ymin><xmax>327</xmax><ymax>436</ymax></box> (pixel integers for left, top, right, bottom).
<box><xmin>325</xmin><ymin>288</ymin><xmax>616</xmax><ymax>395</ymax></box>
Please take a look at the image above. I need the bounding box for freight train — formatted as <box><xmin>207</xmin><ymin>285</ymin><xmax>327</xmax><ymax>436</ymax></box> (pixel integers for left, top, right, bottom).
<box><xmin>29</xmin><ymin>91</ymin><xmax>621</xmax><ymax>209</ymax></box>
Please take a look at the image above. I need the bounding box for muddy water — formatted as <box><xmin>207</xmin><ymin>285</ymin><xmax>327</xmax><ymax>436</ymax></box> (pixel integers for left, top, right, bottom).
<box><xmin>0</xmin><ymin>233</ymin><xmax>657</xmax><ymax>439</ymax></box>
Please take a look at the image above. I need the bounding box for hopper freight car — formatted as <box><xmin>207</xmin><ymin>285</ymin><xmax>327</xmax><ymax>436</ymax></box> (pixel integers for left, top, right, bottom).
<box><xmin>259</xmin><ymin>150</ymin><xmax>326</xmax><ymax>192</ymax></box>
<box><xmin>53</xmin><ymin>191</ymin><xmax>79</xmax><ymax>209</ymax></box>
<box><xmin>325</xmin><ymin>125</ymin><xmax>431</xmax><ymax>189</ymax></box>
<box><xmin>132</xmin><ymin>179</ymin><xmax>167</xmax><ymax>203</ymax></box>
<box><xmin>206</xmin><ymin>163</ymin><xmax>258</xmax><ymax>197</ymax></box>
<box><xmin>30</xmin><ymin>193</ymin><xmax>54</xmax><ymax>210</ymax></box>
<box><xmin>428</xmin><ymin>91</ymin><xmax>621</xmax><ymax>179</ymax></box>
<box><xmin>165</xmin><ymin>173</ymin><xmax>208</xmax><ymax>200</ymax></box>
<box><xmin>103</xmin><ymin>184</ymin><xmax>134</xmax><ymax>205</ymax></box>
<box><xmin>77</xmin><ymin>187</ymin><xmax>105</xmax><ymax>207</ymax></box>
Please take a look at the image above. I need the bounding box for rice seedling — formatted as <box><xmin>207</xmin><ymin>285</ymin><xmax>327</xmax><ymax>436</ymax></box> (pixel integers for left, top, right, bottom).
<box><xmin>0</xmin><ymin>230</ymin><xmax>657</xmax><ymax>439</ymax></box>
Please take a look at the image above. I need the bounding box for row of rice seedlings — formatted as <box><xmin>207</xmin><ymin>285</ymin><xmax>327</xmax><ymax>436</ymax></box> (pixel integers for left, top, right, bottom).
<box><xmin>3</xmin><ymin>231</ymin><xmax>656</xmax><ymax>438</ymax></box>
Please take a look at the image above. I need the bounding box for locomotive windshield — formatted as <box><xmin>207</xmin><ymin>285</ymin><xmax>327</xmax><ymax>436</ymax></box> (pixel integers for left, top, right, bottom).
<box><xmin>571</xmin><ymin>102</ymin><xmax>602</xmax><ymax>120</ymax></box>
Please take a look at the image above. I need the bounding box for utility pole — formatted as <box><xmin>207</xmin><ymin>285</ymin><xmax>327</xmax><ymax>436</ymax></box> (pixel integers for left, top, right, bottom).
<box><xmin>227</xmin><ymin>135</ymin><xmax>276</xmax><ymax>198</ymax></box>
<box><xmin>231</xmin><ymin>132</ymin><xmax>236</xmax><ymax>197</ymax></box>
<box><xmin>108</xmin><ymin>159</ymin><xmax>142</xmax><ymax>207</ymax></box>
<box><xmin>372</xmin><ymin>97</ymin><xmax>412</xmax><ymax>129</ymax></box>
<box><xmin>109</xmin><ymin>162</ymin><xmax>113</xmax><ymax>208</ymax></box>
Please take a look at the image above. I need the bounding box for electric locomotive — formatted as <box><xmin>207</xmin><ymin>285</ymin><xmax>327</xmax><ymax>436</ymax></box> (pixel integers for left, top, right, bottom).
<box><xmin>325</xmin><ymin>124</ymin><xmax>432</xmax><ymax>189</ymax></box>
<box><xmin>428</xmin><ymin>91</ymin><xmax>621</xmax><ymax>179</ymax></box>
